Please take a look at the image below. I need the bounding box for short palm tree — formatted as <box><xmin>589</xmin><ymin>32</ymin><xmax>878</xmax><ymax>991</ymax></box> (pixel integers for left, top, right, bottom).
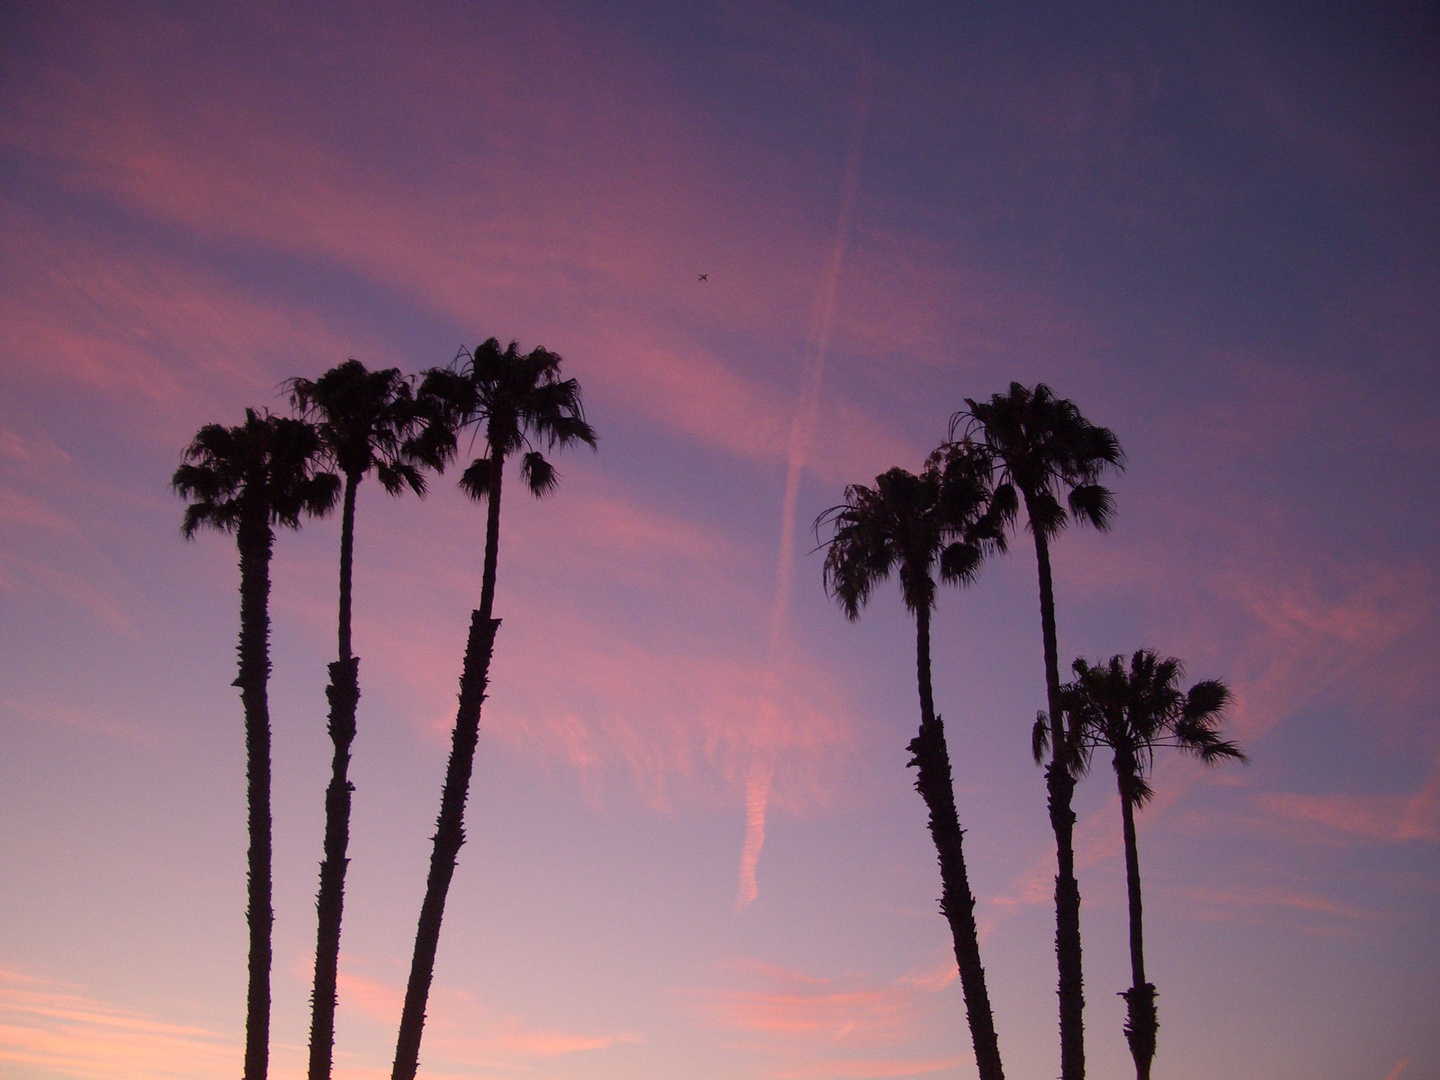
<box><xmin>816</xmin><ymin>445</ymin><xmax>1006</xmax><ymax>1080</ymax></box>
<box><xmin>1054</xmin><ymin>651</ymin><xmax>1245</xmax><ymax>1080</ymax></box>
<box><xmin>287</xmin><ymin>360</ymin><xmax>442</xmax><ymax>1080</ymax></box>
<box><xmin>172</xmin><ymin>409</ymin><xmax>338</xmax><ymax>1080</ymax></box>
<box><xmin>391</xmin><ymin>338</ymin><xmax>596</xmax><ymax>1080</ymax></box>
<box><xmin>953</xmin><ymin>383</ymin><xmax>1123</xmax><ymax>1080</ymax></box>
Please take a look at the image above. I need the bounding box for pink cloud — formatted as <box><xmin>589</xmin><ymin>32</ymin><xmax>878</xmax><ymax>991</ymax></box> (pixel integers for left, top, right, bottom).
<box><xmin>1250</xmin><ymin>751</ymin><xmax>1440</xmax><ymax>845</ymax></box>
<box><xmin>1172</xmin><ymin>882</ymin><xmax>1378</xmax><ymax>927</ymax></box>
<box><xmin>3</xmin><ymin>695</ymin><xmax>154</xmax><ymax>746</ymax></box>
<box><xmin>324</xmin><ymin>962</ymin><xmax>636</xmax><ymax>1070</ymax></box>
<box><xmin>0</xmin><ymin>204</ymin><xmax>371</xmax><ymax>448</ymax></box>
<box><xmin>773</xmin><ymin>1056</ymin><xmax>967</xmax><ymax>1080</ymax></box>
<box><xmin>0</xmin><ymin>967</ymin><xmax>236</xmax><ymax>1080</ymax></box>
<box><xmin>1</xmin><ymin>3</ymin><xmax>936</xmax><ymax>490</ymax></box>
<box><xmin>686</xmin><ymin>957</ymin><xmax>955</xmax><ymax>1050</ymax></box>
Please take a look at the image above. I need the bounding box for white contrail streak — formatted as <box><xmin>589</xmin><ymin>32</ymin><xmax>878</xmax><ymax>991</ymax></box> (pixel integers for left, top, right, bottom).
<box><xmin>736</xmin><ymin>62</ymin><xmax>869</xmax><ymax>913</ymax></box>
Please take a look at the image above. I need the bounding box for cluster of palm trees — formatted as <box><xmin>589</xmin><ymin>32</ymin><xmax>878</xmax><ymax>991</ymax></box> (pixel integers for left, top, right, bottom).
<box><xmin>816</xmin><ymin>383</ymin><xmax>1245</xmax><ymax>1080</ymax></box>
<box><xmin>172</xmin><ymin>340</ymin><xmax>594</xmax><ymax>1080</ymax></box>
<box><xmin>173</xmin><ymin>358</ymin><xmax>1241</xmax><ymax>1080</ymax></box>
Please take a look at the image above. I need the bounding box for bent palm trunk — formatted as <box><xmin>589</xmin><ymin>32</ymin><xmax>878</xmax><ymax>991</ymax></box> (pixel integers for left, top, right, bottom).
<box><xmin>1118</xmin><ymin>778</ymin><xmax>1156</xmax><ymax>1080</ymax></box>
<box><xmin>309</xmin><ymin>475</ymin><xmax>361</xmax><ymax>1080</ymax></box>
<box><xmin>908</xmin><ymin>607</ymin><xmax>1004</xmax><ymax>1080</ymax></box>
<box><xmin>391</xmin><ymin>611</ymin><xmax>500</xmax><ymax>1080</ymax></box>
<box><xmin>1033</xmin><ymin>526</ymin><xmax>1085</xmax><ymax>1080</ymax></box>
<box><xmin>236</xmin><ymin>511</ymin><xmax>275</xmax><ymax>1080</ymax></box>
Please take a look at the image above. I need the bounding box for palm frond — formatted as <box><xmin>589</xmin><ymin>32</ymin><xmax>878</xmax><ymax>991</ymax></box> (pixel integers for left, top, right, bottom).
<box><xmin>459</xmin><ymin>457</ymin><xmax>496</xmax><ymax>502</ymax></box>
<box><xmin>521</xmin><ymin>451</ymin><xmax>558</xmax><ymax>497</ymax></box>
<box><xmin>1067</xmin><ymin>483</ymin><xmax>1116</xmax><ymax>531</ymax></box>
<box><xmin>1032</xmin><ymin>712</ymin><xmax>1050</xmax><ymax>764</ymax></box>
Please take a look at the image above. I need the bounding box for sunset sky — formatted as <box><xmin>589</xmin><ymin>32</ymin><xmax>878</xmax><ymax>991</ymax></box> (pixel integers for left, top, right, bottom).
<box><xmin>1</xmin><ymin>3</ymin><xmax>1437</xmax><ymax>1079</ymax></box>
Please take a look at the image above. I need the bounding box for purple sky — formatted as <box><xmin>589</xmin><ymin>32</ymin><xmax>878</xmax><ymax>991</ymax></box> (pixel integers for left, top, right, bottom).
<box><xmin>1</xmin><ymin>3</ymin><xmax>1437</xmax><ymax>1079</ymax></box>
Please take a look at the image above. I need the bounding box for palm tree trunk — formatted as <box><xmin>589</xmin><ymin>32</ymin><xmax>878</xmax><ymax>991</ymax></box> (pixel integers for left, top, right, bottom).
<box><xmin>1117</xmin><ymin>768</ymin><xmax>1156</xmax><ymax>1080</ymax></box>
<box><xmin>392</xmin><ymin>448</ymin><xmax>505</xmax><ymax>1080</ymax></box>
<box><xmin>1031</xmin><ymin>524</ymin><xmax>1085</xmax><ymax>1080</ymax></box>
<box><xmin>907</xmin><ymin>606</ymin><xmax>1005</xmax><ymax>1080</ymax></box>
<box><xmin>235</xmin><ymin>510</ymin><xmax>275</xmax><ymax>1080</ymax></box>
<box><xmin>308</xmin><ymin>473</ymin><xmax>361</xmax><ymax>1080</ymax></box>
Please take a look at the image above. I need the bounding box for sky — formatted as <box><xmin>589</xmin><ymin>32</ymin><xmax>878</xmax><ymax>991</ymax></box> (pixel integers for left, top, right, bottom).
<box><xmin>0</xmin><ymin>2</ymin><xmax>1437</xmax><ymax>1079</ymax></box>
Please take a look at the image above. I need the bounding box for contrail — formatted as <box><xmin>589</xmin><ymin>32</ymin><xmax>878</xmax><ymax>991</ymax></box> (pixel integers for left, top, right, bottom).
<box><xmin>736</xmin><ymin>60</ymin><xmax>869</xmax><ymax>913</ymax></box>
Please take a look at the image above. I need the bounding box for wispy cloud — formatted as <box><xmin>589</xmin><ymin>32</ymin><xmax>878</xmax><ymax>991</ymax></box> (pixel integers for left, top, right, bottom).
<box><xmin>1171</xmin><ymin>881</ymin><xmax>1380</xmax><ymax>931</ymax></box>
<box><xmin>682</xmin><ymin>956</ymin><xmax>967</xmax><ymax>1079</ymax></box>
<box><xmin>1250</xmin><ymin>750</ymin><xmax>1440</xmax><ymax>845</ymax></box>
<box><xmin>0</xmin><ymin>967</ymin><xmax>236</xmax><ymax>1080</ymax></box>
<box><xmin>327</xmin><ymin>963</ymin><xmax>637</xmax><ymax>1073</ymax></box>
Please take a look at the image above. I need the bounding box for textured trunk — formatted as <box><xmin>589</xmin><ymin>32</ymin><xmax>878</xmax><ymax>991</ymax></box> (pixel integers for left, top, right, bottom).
<box><xmin>308</xmin><ymin>468</ymin><xmax>362</xmax><ymax>1080</ymax></box>
<box><xmin>907</xmin><ymin>607</ymin><xmax>1005</xmax><ymax>1080</ymax></box>
<box><xmin>1031</xmin><ymin>522</ymin><xmax>1085</xmax><ymax>1080</ymax></box>
<box><xmin>236</xmin><ymin>510</ymin><xmax>274</xmax><ymax>1080</ymax></box>
<box><xmin>1118</xmin><ymin>764</ymin><xmax>1156</xmax><ymax>1080</ymax></box>
<box><xmin>392</xmin><ymin>448</ymin><xmax>505</xmax><ymax>1080</ymax></box>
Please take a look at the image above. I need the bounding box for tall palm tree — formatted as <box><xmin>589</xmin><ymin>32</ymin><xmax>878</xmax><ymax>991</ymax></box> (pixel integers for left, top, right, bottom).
<box><xmin>172</xmin><ymin>409</ymin><xmax>338</xmax><ymax>1080</ymax></box>
<box><xmin>1055</xmin><ymin>651</ymin><xmax>1244</xmax><ymax>1080</ymax></box>
<box><xmin>287</xmin><ymin>360</ymin><xmax>442</xmax><ymax>1080</ymax></box>
<box><xmin>953</xmin><ymin>383</ymin><xmax>1123</xmax><ymax>1080</ymax></box>
<box><xmin>816</xmin><ymin>445</ymin><xmax>1007</xmax><ymax>1080</ymax></box>
<box><xmin>391</xmin><ymin>338</ymin><xmax>596</xmax><ymax>1080</ymax></box>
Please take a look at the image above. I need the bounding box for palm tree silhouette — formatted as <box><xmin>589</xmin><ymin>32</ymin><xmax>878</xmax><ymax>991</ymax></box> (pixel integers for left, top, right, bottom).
<box><xmin>1053</xmin><ymin>651</ymin><xmax>1245</xmax><ymax>1080</ymax></box>
<box><xmin>953</xmin><ymin>383</ymin><xmax>1123</xmax><ymax>1080</ymax></box>
<box><xmin>816</xmin><ymin>445</ymin><xmax>1007</xmax><ymax>1080</ymax></box>
<box><xmin>287</xmin><ymin>360</ymin><xmax>442</xmax><ymax>1080</ymax></box>
<box><xmin>172</xmin><ymin>409</ymin><xmax>338</xmax><ymax>1080</ymax></box>
<box><xmin>391</xmin><ymin>339</ymin><xmax>596</xmax><ymax>1080</ymax></box>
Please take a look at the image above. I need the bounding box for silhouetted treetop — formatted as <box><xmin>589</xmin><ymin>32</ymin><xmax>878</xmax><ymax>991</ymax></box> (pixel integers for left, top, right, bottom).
<box><xmin>172</xmin><ymin>408</ymin><xmax>338</xmax><ymax>537</ymax></box>
<box><xmin>953</xmin><ymin>382</ymin><xmax>1124</xmax><ymax>540</ymax></box>
<box><xmin>287</xmin><ymin>360</ymin><xmax>442</xmax><ymax>495</ymax></box>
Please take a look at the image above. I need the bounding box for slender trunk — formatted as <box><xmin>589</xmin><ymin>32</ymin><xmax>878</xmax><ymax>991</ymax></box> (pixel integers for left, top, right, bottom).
<box><xmin>236</xmin><ymin>510</ymin><xmax>275</xmax><ymax>1080</ymax></box>
<box><xmin>337</xmin><ymin>473</ymin><xmax>357</xmax><ymax>661</ymax></box>
<box><xmin>392</xmin><ymin>449</ymin><xmax>505</xmax><ymax>1080</ymax></box>
<box><xmin>1031</xmin><ymin>522</ymin><xmax>1085</xmax><ymax>1080</ymax></box>
<box><xmin>477</xmin><ymin>446</ymin><xmax>503</xmax><ymax>621</ymax></box>
<box><xmin>1117</xmin><ymin>761</ymin><xmax>1156</xmax><ymax>1080</ymax></box>
<box><xmin>907</xmin><ymin>606</ymin><xmax>1005</xmax><ymax>1080</ymax></box>
<box><xmin>308</xmin><ymin>473</ymin><xmax>362</xmax><ymax>1080</ymax></box>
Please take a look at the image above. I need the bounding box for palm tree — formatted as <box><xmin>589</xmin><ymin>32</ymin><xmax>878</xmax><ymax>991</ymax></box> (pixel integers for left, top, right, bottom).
<box><xmin>1054</xmin><ymin>651</ymin><xmax>1245</xmax><ymax>1080</ymax></box>
<box><xmin>816</xmin><ymin>445</ymin><xmax>1006</xmax><ymax>1080</ymax></box>
<box><xmin>172</xmin><ymin>409</ymin><xmax>338</xmax><ymax>1080</ymax></box>
<box><xmin>952</xmin><ymin>383</ymin><xmax>1123</xmax><ymax>1080</ymax></box>
<box><xmin>391</xmin><ymin>338</ymin><xmax>596</xmax><ymax>1080</ymax></box>
<box><xmin>287</xmin><ymin>360</ymin><xmax>442</xmax><ymax>1080</ymax></box>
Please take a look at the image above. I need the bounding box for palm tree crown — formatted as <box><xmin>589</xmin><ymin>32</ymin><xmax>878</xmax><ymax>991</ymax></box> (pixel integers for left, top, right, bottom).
<box><xmin>422</xmin><ymin>337</ymin><xmax>597</xmax><ymax>505</ymax></box>
<box><xmin>288</xmin><ymin>359</ymin><xmax>436</xmax><ymax>499</ymax></box>
<box><xmin>173</xmin><ymin>408</ymin><xmax>339</xmax><ymax>537</ymax></box>
<box><xmin>819</xmin><ymin>444</ymin><xmax>1002</xmax><ymax>620</ymax></box>
<box><xmin>954</xmin><ymin>381</ymin><xmax>1123</xmax><ymax>540</ymax></box>
<box><xmin>1058</xmin><ymin>650</ymin><xmax>1245</xmax><ymax>800</ymax></box>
